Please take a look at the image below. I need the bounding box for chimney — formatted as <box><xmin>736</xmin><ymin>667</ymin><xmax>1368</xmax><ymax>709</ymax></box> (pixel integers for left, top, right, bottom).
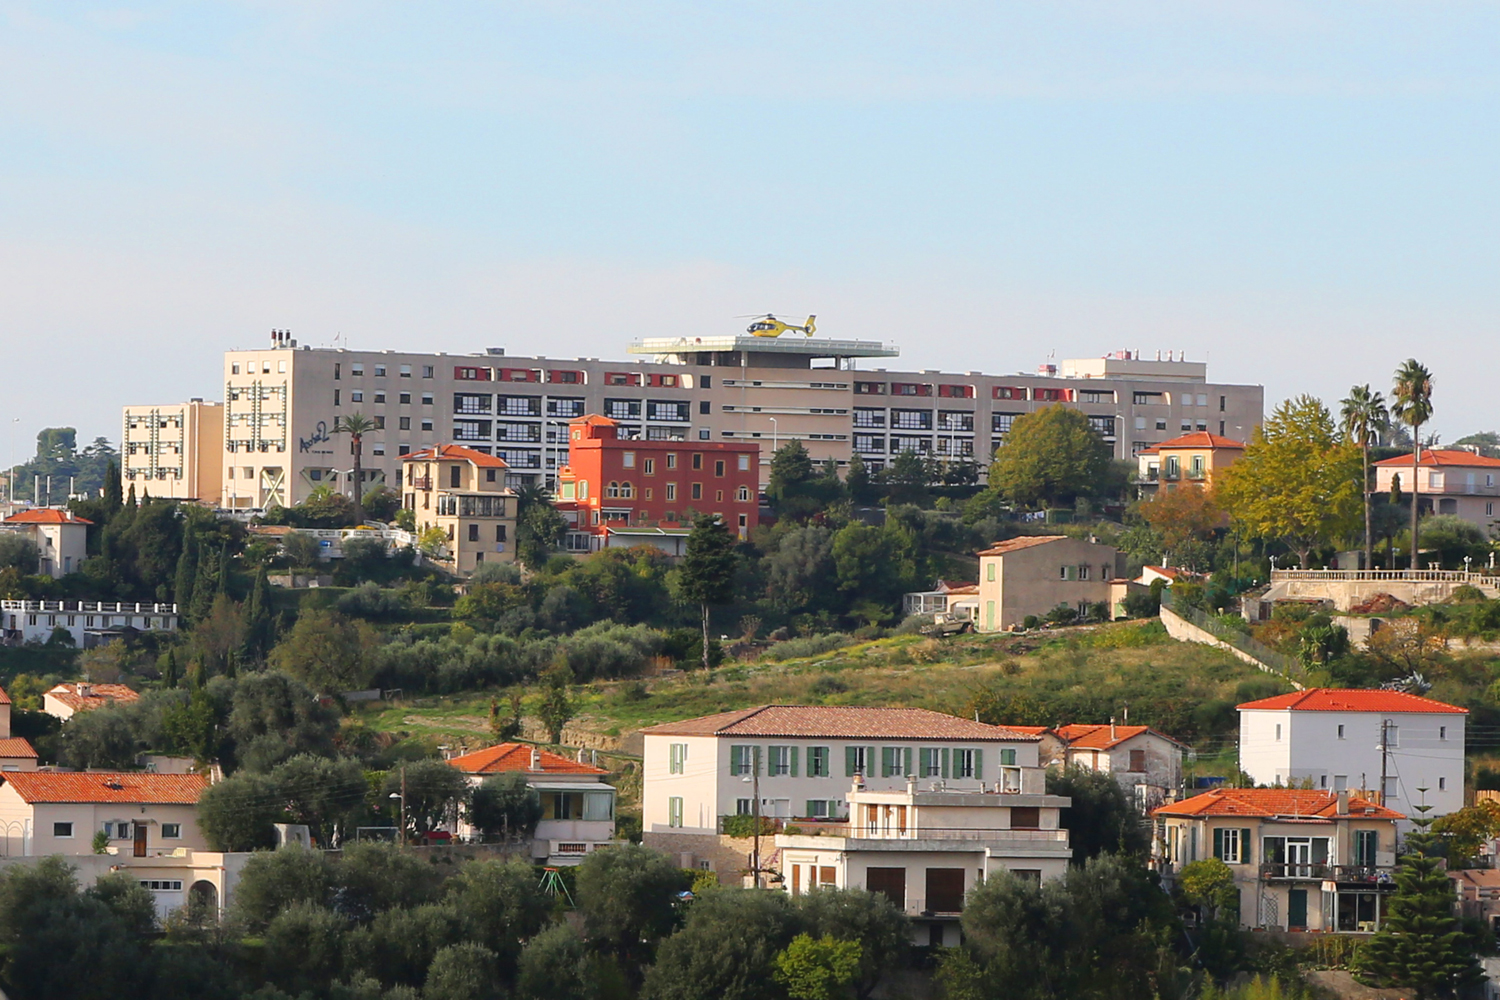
<box><xmin>1109</xmin><ymin>716</ymin><xmax>1116</xmax><ymax>740</ymax></box>
<box><xmin>576</xmin><ymin>747</ymin><xmax>586</xmax><ymax>763</ymax></box>
<box><xmin>529</xmin><ymin>748</ymin><xmax>541</xmax><ymax>770</ymax></box>
<box><xmin>1336</xmin><ymin>789</ymin><xmax>1350</xmax><ymax>815</ymax></box>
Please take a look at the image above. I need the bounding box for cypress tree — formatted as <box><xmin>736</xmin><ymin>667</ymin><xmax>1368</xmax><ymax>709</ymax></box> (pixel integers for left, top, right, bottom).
<box><xmin>163</xmin><ymin>649</ymin><xmax>180</xmax><ymax>689</ymax></box>
<box><xmin>243</xmin><ymin>563</ymin><xmax>273</xmax><ymax>663</ymax></box>
<box><xmin>102</xmin><ymin>459</ymin><xmax>122</xmax><ymax>512</ymax></box>
<box><xmin>174</xmin><ymin>533</ymin><xmax>198</xmax><ymax>612</ymax></box>
<box><xmin>190</xmin><ymin>546</ymin><xmax>219</xmax><ymax>623</ymax></box>
<box><xmin>678</xmin><ymin>514</ymin><xmax>737</xmax><ymax>669</ymax></box>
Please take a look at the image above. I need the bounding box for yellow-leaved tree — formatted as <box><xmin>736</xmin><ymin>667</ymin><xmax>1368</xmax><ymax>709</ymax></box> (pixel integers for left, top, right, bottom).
<box><xmin>1216</xmin><ymin>395</ymin><xmax>1362</xmax><ymax>570</ymax></box>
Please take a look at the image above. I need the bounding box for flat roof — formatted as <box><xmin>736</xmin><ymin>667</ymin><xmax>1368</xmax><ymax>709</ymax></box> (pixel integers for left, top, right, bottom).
<box><xmin>628</xmin><ymin>336</ymin><xmax>900</xmax><ymax>359</ymax></box>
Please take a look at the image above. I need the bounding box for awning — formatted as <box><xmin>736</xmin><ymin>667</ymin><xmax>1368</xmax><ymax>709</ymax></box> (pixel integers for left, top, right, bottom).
<box><xmin>529</xmin><ymin>782</ymin><xmax>615</xmax><ymax>793</ymax></box>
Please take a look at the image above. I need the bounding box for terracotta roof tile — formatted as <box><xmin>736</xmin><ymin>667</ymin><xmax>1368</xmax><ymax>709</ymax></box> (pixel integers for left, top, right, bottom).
<box><xmin>1</xmin><ymin>771</ymin><xmax>207</xmax><ymax>805</ymax></box>
<box><xmin>976</xmin><ymin>536</ymin><xmax>1068</xmax><ymax>557</ymax></box>
<box><xmin>1054</xmin><ymin>723</ymin><xmax>1187</xmax><ymax>750</ymax></box>
<box><xmin>1153</xmin><ymin>788</ymin><xmax>1402</xmax><ymax>821</ymax></box>
<box><xmin>447</xmin><ymin>743</ymin><xmax>607</xmax><ymax>775</ymax></box>
<box><xmin>3</xmin><ymin>509</ymin><xmax>93</xmax><ymax>525</ymax></box>
<box><xmin>639</xmin><ymin>705</ymin><xmax>1039</xmax><ymax>741</ymax></box>
<box><xmin>1373</xmin><ymin>449</ymin><xmax>1500</xmax><ymax>469</ymax></box>
<box><xmin>0</xmin><ymin>739</ymin><xmax>36</xmax><ymax>759</ymax></box>
<box><xmin>1237</xmin><ymin>688</ymin><xmax>1467</xmax><ymax>714</ymax></box>
<box><xmin>46</xmin><ymin>683</ymin><xmax>140</xmax><ymax>713</ymax></box>
<box><xmin>0</xmin><ymin>686</ymin><xmax>11</xmax><ymax>706</ymax></box>
<box><xmin>1150</xmin><ymin>431</ymin><xmax>1246</xmax><ymax>451</ymax></box>
<box><xmin>401</xmin><ymin>444</ymin><xmax>510</xmax><ymax>468</ymax></box>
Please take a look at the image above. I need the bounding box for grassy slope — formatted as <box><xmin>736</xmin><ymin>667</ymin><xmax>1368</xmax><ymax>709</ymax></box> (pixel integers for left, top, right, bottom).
<box><xmin>352</xmin><ymin>622</ymin><xmax>1283</xmax><ymax>760</ymax></box>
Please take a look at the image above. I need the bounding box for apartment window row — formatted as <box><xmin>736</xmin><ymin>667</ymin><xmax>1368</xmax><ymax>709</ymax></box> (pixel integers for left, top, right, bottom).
<box><xmin>230</xmin><ymin>360</ymin><xmax>289</xmax><ymax>375</ymax></box>
<box><xmin>726</xmin><ymin>743</ymin><xmax>1004</xmax><ymax>779</ymax></box>
<box><xmin>1058</xmin><ymin>564</ymin><xmax>1112</xmax><ymax>581</ymax></box>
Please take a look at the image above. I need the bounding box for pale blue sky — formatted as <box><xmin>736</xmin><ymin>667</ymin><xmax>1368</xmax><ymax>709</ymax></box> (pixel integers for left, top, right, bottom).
<box><xmin>2</xmin><ymin>2</ymin><xmax>1498</xmax><ymax>452</ymax></box>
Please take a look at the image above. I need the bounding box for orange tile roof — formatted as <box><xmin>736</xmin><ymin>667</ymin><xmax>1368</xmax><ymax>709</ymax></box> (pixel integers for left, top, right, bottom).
<box><xmin>1</xmin><ymin>771</ymin><xmax>208</xmax><ymax>805</ymax></box>
<box><xmin>573</xmin><ymin>414</ymin><xmax>618</xmax><ymax>427</ymax></box>
<box><xmin>0</xmin><ymin>739</ymin><xmax>36</xmax><ymax>759</ymax></box>
<box><xmin>46</xmin><ymin>683</ymin><xmax>140</xmax><ymax>713</ymax></box>
<box><xmin>3</xmin><ymin>509</ymin><xmax>93</xmax><ymax>525</ymax></box>
<box><xmin>0</xmin><ymin>686</ymin><xmax>11</xmax><ymax>706</ymax></box>
<box><xmin>1000</xmin><ymin>725</ymin><xmax>1051</xmax><ymax>736</ymax></box>
<box><xmin>447</xmin><ymin>743</ymin><xmax>608</xmax><ymax>775</ymax></box>
<box><xmin>1237</xmin><ymin>688</ymin><xmax>1467</xmax><ymax>715</ymax></box>
<box><xmin>640</xmin><ymin>705</ymin><xmax>1039</xmax><ymax>741</ymax></box>
<box><xmin>1150</xmin><ymin>431</ymin><xmax>1246</xmax><ymax>451</ymax></box>
<box><xmin>1054</xmin><ymin>723</ymin><xmax>1187</xmax><ymax>751</ymax></box>
<box><xmin>1374</xmin><ymin>449</ymin><xmax>1500</xmax><ymax>469</ymax></box>
<box><xmin>1153</xmin><ymin>788</ymin><xmax>1402</xmax><ymax>821</ymax></box>
<box><xmin>401</xmin><ymin>444</ymin><xmax>509</xmax><ymax>468</ymax></box>
<box><xmin>976</xmin><ymin>535</ymin><xmax>1067</xmax><ymax>557</ymax></box>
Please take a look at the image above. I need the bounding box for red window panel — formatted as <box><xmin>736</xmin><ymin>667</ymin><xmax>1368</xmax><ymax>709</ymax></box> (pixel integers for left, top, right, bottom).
<box><xmin>647</xmin><ymin>374</ymin><xmax>680</xmax><ymax>388</ymax></box>
<box><xmin>605</xmin><ymin>372</ymin><xmax>642</xmax><ymax>387</ymax></box>
<box><xmin>499</xmin><ymin>368</ymin><xmax>541</xmax><ymax>382</ymax></box>
<box><xmin>1034</xmin><ymin>388</ymin><xmax>1072</xmax><ymax>403</ymax></box>
<box><xmin>992</xmin><ymin>386</ymin><xmax>1027</xmax><ymax>400</ymax></box>
<box><xmin>890</xmin><ymin>383</ymin><xmax>933</xmax><ymax>397</ymax></box>
<box><xmin>937</xmin><ymin>384</ymin><xmax>975</xmax><ymax>399</ymax></box>
<box><xmin>454</xmin><ymin>366</ymin><xmax>492</xmax><ymax>381</ymax></box>
<box><xmin>854</xmin><ymin>382</ymin><xmax>886</xmax><ymax>395</ymax></box>
<box><xmin>548</xmin><ymin>370</ymin><xmax>584</xmax><ymax>384</ymax></box>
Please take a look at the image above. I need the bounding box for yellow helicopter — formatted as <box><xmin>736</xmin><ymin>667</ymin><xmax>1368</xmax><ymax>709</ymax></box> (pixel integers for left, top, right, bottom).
<box><xmin>744</xmin><ymin>314</ymin><xmax>816</xmax><ymax>338</ymax></box>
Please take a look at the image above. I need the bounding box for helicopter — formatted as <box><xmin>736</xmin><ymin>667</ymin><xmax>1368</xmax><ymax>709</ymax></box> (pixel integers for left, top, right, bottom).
<box><xmin>744</xmin><ymin>314</ymin><xmax>816</xmax><ymax>338</ymax></box>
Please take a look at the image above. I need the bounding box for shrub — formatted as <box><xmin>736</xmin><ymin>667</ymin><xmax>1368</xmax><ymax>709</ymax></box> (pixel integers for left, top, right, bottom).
<box><xmin>760</xmin><ymin>633</ymin><xmax>854</xmax><ymax>662</ymax></box>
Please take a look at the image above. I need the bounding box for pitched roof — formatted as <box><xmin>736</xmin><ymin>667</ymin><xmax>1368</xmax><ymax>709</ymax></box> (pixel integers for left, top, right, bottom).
<box><xmin>1153</xmin><ymin>787</ymin><xmax>1402</xmax><ymax>821</ymax></box>
<box><xmin>0</xmin><ymin>739</ymin><xmax>36</xmax><ymax>759</ymax></box>
<box><xmin>1054</xmin><ymin>723</ymin><xmax>1188</xmax><ymax>751</ymax></box>
<box><xmin>999</xmin><ymin>725</ymin><xmax>1051</xmax><ymax>736</ymax></box>
<box><xmin>3</xmin><ymin>509</ymin><xmax>93</xmax><ymax>526</ymax></box>
<box><xmin>0</xmin><ymin>685</ymin><xmax>11</xmax><ymax>706</ymax></box>
<box><xmin>1374</xmin><ymin>449</ymin><xmax>1500</xmax><ymax>469</ymax></box>
<box><xmin>45</xmin><ymin>683</ymin><xmax>141</xmax><ymax>713</ymax></box>
<box><xmin>1</xmin><ymin>771</ymin><xmax>208</xmax><ymax>805</ymax></box>
<box><xmin>1236</xmin><ymin>688</ymin><xmax>1467</xmax><ymax>715</ymax></box>
<box><xmin>639</xmin><ymin>705</ymin><xmax>1039</xmax><ymax>741</ymax></box>
<box><xmin>446</xmin><ymin>743</ymin><xmax>607</xmax><ymax>776</ymax></box>
<box><xmin>400</xmin><ymin>444</ymin><xmax>509</xmax><ymax>468</ymax></box>
<box><xmin>976</xmin><ymin>536</ymin><xmax>1068</xmax><ymax>557</ymax></box>
<box><xmin>1150</xmin><ymin>431</ymin><xmax>1246</xmax><ymax>452</ymax></box>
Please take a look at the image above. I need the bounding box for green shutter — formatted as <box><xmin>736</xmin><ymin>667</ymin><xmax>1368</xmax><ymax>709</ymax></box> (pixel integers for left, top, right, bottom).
<box><xmin>753</xmin><ymin>746</ymin><xmax>761</xmax><ymax>775</ymax></box>
<box><xmin>806</xmin><ymin>800</ymin><xmax>817</xmax><ymax>818</ymax></box>
<box><xmin>845</xmin><ymin>746</ymin><xmax>857</xmax><ymax>777</ymax></box>
<box><xmin>919</xmin><ymin>748</ymin><xmax>933</xmax><ymax>776</ymax></box>
<box><xmin>973</xmin><ymin>748</ymin><xmax>983</xmax><ymax>780</ymax></box>
<box><xmin>941</xmin><ymin>748</ymin><xmax>951</xmax><ymax>779</ymax></box>
<box><xmin>1000</xmin><ymin>748</ymin><xmax>1016</xmax><ymax>766</ymax></box>
<box><xmin>1242</xmin><ymin>829</ymin><xmax>1253</xmax><ymax>864</ymax></box>
<box><xmin>790</xmin><ymin>747</ymin><xmax>799</xmax><ymax>778</ymax></box>
<box><xmin>1213</xmin><ymin>828</ymin><xmax>1224</xmax><ymax>860</ymax></box>
<box><xmin>904</xmin><ymin>747</ymin><xmax>913</xmax><ymax>777</ymax></box>
<box><xmin>868</xmin><ymin>747</ymin><xmax>876</xmax><ymax>777</ymax></box>
<box><xmin>730</xmin><ymin>745</ymin><xmax>744</xmax><ymax>775</ymax></box>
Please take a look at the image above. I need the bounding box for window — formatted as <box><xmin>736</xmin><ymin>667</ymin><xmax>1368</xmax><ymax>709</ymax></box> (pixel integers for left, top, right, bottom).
<box><xmin>666</xmin><ymin>483</ymin><xmax>677</xmax><ymax>501</ymax></box>
<box><xmin>699</xmin><ymin>400</ymin><xmax>711</xmax><ymax>414</ymax></box>
<box><xmin>421</xmin><ymin>420</ymin><xmax>433</xmax><ymax>432</ymax></box>
<box><xmin>692</xmin><ymin>453</ymin><xmax>703</xmax><ymax>470</ymax></box>
<box><xmin>691</xmin><ymin>483</ymin><xmax>702</xmax><ymax>500</ymax></box>
<box><xmin>668</xmin><ymin>797</ymin><xmax>684</xmax><ymax>828</ymax></box>
<box><xmin>729</xmin><ymin>745</ymin><xmax>757</xmax><ymax>776</ymax></box>
<box><xmin>737</xmin><ymin>454</ymin><xmax>750</xmax><ymax>471</ymax></box>
<box><xmin>1275</xmin><ymin>724</ymin><xmax>1282</xmax><ymax>741</ymax></box>
<box><xmin>352</xmin><ymin>363</ymin><xmax>364</xmax><ymax>376</ymax></box>
<box><xmin>668</xmin><ymin>743</ymin><xmax>687</xmax><ymax>774</ymax></box>
<box><xmin>399</xmin><ymin>364</ymin><xmax>411</xmax><ymax>377</ymax></box>
<box><xmin>423</xmin><ymin>365</ymin><xmax>434</xmax><ymax>378</ymax></box>
<box><xmin>399</xmin><ymin>392</ymin><xmax>411</xmax><ymax>404</ymax></box>
<box><xmin>1128</xmin><ymin>749</ymin><xmax>1146</xmax><ymax>772</ymax></box>
<box><xmin>374</xmin><ymin>365</ymin><xmax>386</xmax><ymax>377</ymax></box>
<box><xmin>804</xmin><ymin>800</ymin><xmax>830</xmax><ymax>819</ymax></box>
<box><xmin>1213</xmin><ymin>827</ymin><xmax>1245</xmax><ymax>864</ymax></box>
<box><xmin>986</xmin><ymin>562</ymin><xmax>995</xmax><ymax>582</ymax></box>
<box><xmin>352</xmin><ymin>390</ymin><xmax>364</xmax><ymax>402</ymax></box>
<box><xmin>53</xmin><ymin>822</ymin><xmax>73</xmax><ymax>838</ymax></box>
<box><xmin>808</xmin><ymin>746</ymin><xmax>830</xmax><ymax>777</ymax></box>
<box><xmin>715</xmin><ymin>460</ymin><xmax>726</xmax><ymax>477</ymax></box>
<box><xmin>399</xmin><ymin>417</ymin><xmax>410</xmax><ymax>430</ymax></box>
<box><xmin>422</xmin><ymin>393</ymin><xmax>433</xmax><ymax>405</ymax></box>
<box><xmin>623</xmin><ymin>451</ymin><xmax>636</xmax><ymax>469</ymax></box>
<box><xmin>666</xmin><ymin>453</ymin><xmax>678</xmax><ymax>469</ymax></box>
<box><xmin>769</xmin><ymin>745</ymin><xmax>794</xmax><ymax>776</ymax></box>
<box><xmin>1337</xmin><ymin>724</ymin><xmax>1345</xmax><ymax>739</ymax></box>
<box><xmin>1010</xmin><ymin>807</ymin><xmax>1040</xmax><ymax>829</ymax></box>
<box><xmin>468</xmin><ymin>524</ymin><xmax>480</xmax><ymax>542</ymax></box>
<box><xmin>737</xmin><ymin>486</ymin><xmax>751</xmax><ymax>502</ymax></box>
<box><xmin>845</xmin><ymin>746</ymin><xmax>870</xmax><ymax>776</ymax></box>
<box><xmin>162</xmin><ymin>823</ymin><xmax>181</xmax><ymax>839</ymax></box>
<box><xmin>1439</xmin><ymin>777</ymin><xmax>1447</xmax><ymax>791</ymax></box>
<box><xmin>643</xmin><ymin>458</ymin><xmax>655</xmax><ymax>475</ymax></box>
<box><xmin>952</xmin><ymin>748</ymin><xmax>976</xmax><ymax>779</ymax></box>
<box><xmin>1078</xmin><ymin>563</ymin><xmax>1090</xmax><ymax>580</ymax></box>
<box><xmin>1440</xmin><ymin>726</ymin><xmax>1447</xmax><ymax>741</ymax></box>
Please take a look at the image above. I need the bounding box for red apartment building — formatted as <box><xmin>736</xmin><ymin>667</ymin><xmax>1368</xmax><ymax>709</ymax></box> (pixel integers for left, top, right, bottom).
<box><xmin>555</xmin><ymin>415</ymin><xmax>759</xmax><ymax>552</ymax></box>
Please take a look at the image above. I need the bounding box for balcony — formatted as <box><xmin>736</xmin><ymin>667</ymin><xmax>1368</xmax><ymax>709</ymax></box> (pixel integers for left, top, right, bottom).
<box><xmin>788</xmin><ymin>824</ymin><xmax>1068</xmax><ymax>844</ymax></box>
<box><xmin>1260</xmin><ymin>863</ymin><xmax>1396</xmax><ymax>884</ymax></box>
<box><xmin>410</xmin><ymin>476</ymin><xmax>432</xmax><ymax>490</ymax></box>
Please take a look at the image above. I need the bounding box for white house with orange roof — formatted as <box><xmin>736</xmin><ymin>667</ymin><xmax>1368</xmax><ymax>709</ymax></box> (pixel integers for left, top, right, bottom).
<box><xmin>0</xmin><ymin>508</ymin><xmax>91</xmax><ymax>577</ymax></box>
<box><xmin>1153</xmin><ymin>788</ymin><xmax>1402</xmax><ymax>933</ymax></box>
<box><xmin>1373</xmin><ymin>448</ymin><xmax>1500</xmax><ymax>537</ymax></box>
<box><xmin>975</xmin><ymin>535</ymin><xmax>1129</xmax><ymax>631</ymax></box>
<box><xmin>1052</xmin><ymin>722</ymin><xmax>1187</xmax><ymax>811</ymax></box>
<box><xmin>0</xmin><ymin>771</ymin><xmax>210</xmax><ymax>858</ymax></box>
<box><xmin>640</xmin><ymin>705</ymin><xmax>1044</xmax><ymax>875</ymax></box>
<box><xmin>1136</xmin><ymin>431</ymin><xmax>1245</xmax><ymax>495</ymax></box>
<box><xmin>1237</xmin><ymin>688</ymin><xmax>1466</xmax><ymax>822</ymax></box>
<box><xmin>446</xmin><ymin>742</ymin><xmax>615</xmax><ymax>864</ymax></box>
<box><xmin>43</xmin><ymin>682</ymin><xmax>141</xmax><ymax>722</ymax></box>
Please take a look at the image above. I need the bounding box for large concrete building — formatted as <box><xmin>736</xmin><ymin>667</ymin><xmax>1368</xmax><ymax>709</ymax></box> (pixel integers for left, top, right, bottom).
<box><xmin>129</xmin><ymin>330</ymin><xmax>1263</xmax><ymax>509</ymax></box>
<box><xmin>121</xmin><ymin>399</ymin><xmax>224</xmax><ymax>501</ymax></box>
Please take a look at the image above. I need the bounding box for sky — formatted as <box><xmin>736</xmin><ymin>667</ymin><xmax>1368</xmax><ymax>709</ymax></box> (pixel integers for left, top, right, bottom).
<box><xmin>2</xmin><ymin>1</ymin><xmax>1498</xmax><ymax>456</ymax></box>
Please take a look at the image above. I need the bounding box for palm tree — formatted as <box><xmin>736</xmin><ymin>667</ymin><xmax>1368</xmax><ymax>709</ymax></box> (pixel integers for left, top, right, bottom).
<box><xmin>1390</xmin><ymin>360</ymin><xmax>1434</xmax><ymax>571</ymax></box>
<box><xmin>335</xmin><ymin>412</ymin><xmax>376</xmax><ymax>525</ymax></box>
<box><xmin>1340</xmin><ymin>385</ymin><xmax>1389</xmax><ymax>573</ymax></box>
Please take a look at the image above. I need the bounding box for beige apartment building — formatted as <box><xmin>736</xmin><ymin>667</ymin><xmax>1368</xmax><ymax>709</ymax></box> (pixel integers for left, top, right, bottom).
<box><xmin>121</xmin><ymin>399</ymin><xmax>224</xmax><ymax>502</ymax></box>
<box><xmin>401</xmin><ymin>444</ymin><xmax>519</xmax><ymax>575</ymax></box>
<box><xmin>128</xmin><ymin>331</ymin><xmax>1262</xmax><ymax>509</ymax></box>
<box><xmin>1373</xmin><ymin>448</ymin><xmax>1500</xmax><ymax>537</ymax></box>
<box><xmin>975</xmin><ymin>535</ymin><xmax>1128</xmax><ymax>631</ymax></box>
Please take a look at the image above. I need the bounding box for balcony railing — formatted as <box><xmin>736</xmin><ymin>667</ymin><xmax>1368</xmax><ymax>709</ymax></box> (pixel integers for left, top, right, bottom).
<box><xmin>787</xmin><ymin>825</ymin><xmax>1068</xmax><ymax>843</ymax></box>
<box><xmin>1271</xmin><ymin>569</ymin><xmax>1497</xmax><ymax>583</ymax></box>
<box><xmin>1260</xmin><ymin>863</ymin><xmax>1396</xmax><ymax>884</ymax></box>
<box><xmin>410</xmin><ymin>477</ymin><xmax>432</xmax><ymax>490</ymax></box>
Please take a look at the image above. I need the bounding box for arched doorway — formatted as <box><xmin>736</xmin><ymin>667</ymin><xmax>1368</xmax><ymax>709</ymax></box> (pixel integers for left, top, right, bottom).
<box><xmin>188</xmin><ymin>879</ymin><xmax>218</xmax><ymax>917</ymax></box>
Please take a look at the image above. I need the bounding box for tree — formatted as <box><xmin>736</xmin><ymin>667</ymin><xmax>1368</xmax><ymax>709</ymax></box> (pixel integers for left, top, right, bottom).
<box><xmin>763</xmin><ymin>525</ymin><xmax>837</xmax><ymax>613</ymax></box>
<box><xmin>1451</xmin><ymin>431</ymin><xmax>1500</xmax><ymax>458</ymax></box>
<box><xmin>243</xmin><ymin>563</ymin><xmax>275</xmax><ymax>662</ymax></box>
<box><xmin>794</xmin><ymin>888</ymin><xmax>909</xmax><ymax>999</ymax></box>
<box><xmin>271</xmin><ymin>754</ymin><xmax>370</xmax><ymax>848</ymax></box>
<box><xmin>677</xmin><ymin>514</ymin><xmax>737</xmax><ymax>669</ymax></box>
<box><xmin>774</xmin><ymin>934</ymin><xmax>862</xmax><ymax>1000</ymax></box>
<box><xmin>987</xmin><ymin>405</ymin><xmax>1110</xmax><ymax>510</ymax></box>
<box><xmin>1357</xmin><ymin>844</ymin><xmax>1482</xmax><ymax>998</ymax></box>
<box><xmin>261</xmin><ymin>902</ymin><xmax>352</xmax><ymax>996</ymax></box>
<box><xmin>424</xmin><ymin>943</ymin><xmax>503</xmax><ymax>1000</ymax></box>
<box><xmin>281</xmin><ymin>531</ymin><xmax>321</xmax><ymax>571</ymax></box>
<box><xmin>268</xmin><ymin>608</ymin><xmax>376</xmax><ymax>694</ymax></box>
<box><xmin>382</xmin><ymin>759</ymin><xmax>470</xmax><ymax>839</ymax></box>
<box><xmin>1176</xmin><ymin>858</ymin><xmax>1237</xmax><ymax>923</ymax></box>
<box><xmin>1431</xmin><ymin>801</ymin><xmax>1500</xmax><ymax>864</ymax></box>
<box><xmin>641</xmin><ymin>888</ymin><xmax>801</xmax><ymax>1000</ymax></box>
<box><xmin>881</xmin><ymin>450</ymin><xmax>930</xmax><ymax>507</ymax></box>
<box><xmin>335</xmin><ymin>413</ymin><xmax>377</xmax><ymax>525</ymax></box>
<box><xmin>845</xmin><ymin>453</ymin><xmax>876</xmax><ymax>505</ymax></box>
<box><xmin>0</xmin><ymin>534</ymin><xmax>39</xmax><ymax>573</ymax></box>
<box><xmin>197</xmin><ymin>771</ymin><xmax>283</xmax><ymax>852</ymax></box>
<box><xmin>1341</xmin><ymin>384</ymin><xmax>1390</xmax><ymax>572</ymax></box>
<box><xmin>57</xmin><ymin>706</ymin><xmax>138</xmax><ymax>769</ymax></box>
<box><xmin>1139</xmin><ymin>486</ymin><xmax>1220</xmax><ymax>569</ymax></box>
<box><xmin>1391</xmin><ymin>360</ymin><xmax>1435</xmax><ymax>571</ymax></box>
<box><xmin>1216</xmin><ymin>395</ymin><xmax>1362</xmax><ymax>569</ymax></box>
<box><xmin>230</xmin><ymin>846</ymin><xmax>334</xmax><ymax>931</ymax></box>
<box><xmin>516</xmin><ymin>485</ymin><xmax>567</xmax><ymax>570</ymax></box>
<box><xmin>575</xmin><ymin>843</ymin><xmax>686</xmax><ymax>972</ymax></box>
<box><xmin>360</xmin><ymin>484</ymin><xmax>402</xmax><ymax>522</ymax></box>
<box><xmin>516</xmin><ymin>923</ymin><xmax>622</xmax><ymax>1000</ymax></box>
<box><xmin>335</xmin><ymin>841</ymin><xmax>439</xmax><ymax>918</ymax></box>
<box><xmin>767</xmin><ymin>441</ymin><xmax>820</xmax><ymax>519</ymax></box>
<box><xmin>1046</xmin><ymin>766</ymin><xmax>1149</xmax><ymax>861</ymax></box>
<box><xmin>536</xmin><ymin>658</ymin><xmax>575</xmax><ymax>744</ymax></box>
<box><xmin>468</xmin><ymin>772</ymin><xmax>543</xmax><ymax>841</ymax></box>
<box><xmin>225</xmin><ymin>670</ymin><xmax>340</xmax><ymax>770</ymax></box>
<box><xmin>445</xmin><ymin>858</ymin><xmax>552</xmax><ymax>974</ymax></box>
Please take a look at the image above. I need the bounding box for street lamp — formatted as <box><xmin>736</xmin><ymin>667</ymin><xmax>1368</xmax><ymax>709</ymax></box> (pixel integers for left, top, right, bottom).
<box><xmin>741</xmin><ymin>756</ymin><xmax>761</xmax><ymax>888</ymax></box>
<box><xmin>387</xmin><ymin>765</ymin><xmax>406</xmax><ymax>847</ymax></box>
<box><xmin>769</xmin><ymin>417</ymin><xmax>778</xmax><ymax>454</ymax></box>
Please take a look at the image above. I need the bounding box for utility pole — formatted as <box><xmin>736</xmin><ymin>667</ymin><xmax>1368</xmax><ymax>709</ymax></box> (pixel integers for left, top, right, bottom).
<box><xmin>1378</xmin><ymin>719</ymin><xmax>1390</xmax><ymax>806</ymax></box>
<box><xmin>751</xmin><ymin>751</ymin><xmax>761</xmax><ymax>889</ymax></box>
<box><xmin>400</xmin><ymin>765</ymin><xmax>407</xmax><ymax>845</ymax></box>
